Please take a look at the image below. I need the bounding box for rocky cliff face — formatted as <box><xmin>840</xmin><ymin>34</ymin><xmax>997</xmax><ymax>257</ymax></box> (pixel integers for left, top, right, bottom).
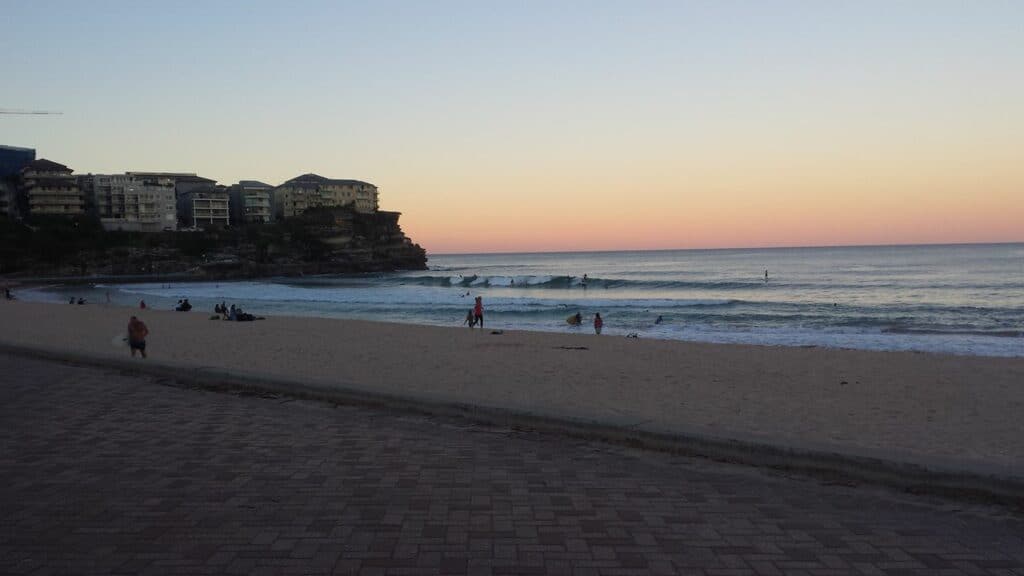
<box><xmin>0</xmin><ymin>208</ymin><xmax>428</xmax><ymax>279</ymax></box>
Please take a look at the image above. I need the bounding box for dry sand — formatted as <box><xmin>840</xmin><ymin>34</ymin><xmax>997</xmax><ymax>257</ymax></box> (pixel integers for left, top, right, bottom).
<box><xmin>1</xmin><ymin>300</ymin><xmax>1022</xmax><ymax>476</ymax></box>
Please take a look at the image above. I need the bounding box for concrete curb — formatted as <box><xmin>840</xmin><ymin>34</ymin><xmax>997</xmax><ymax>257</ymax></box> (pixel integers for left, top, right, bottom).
<box><xmin>4</xmin><ymin>342</ymin><xmax>1022</xmax><ymax>507</ymax></box>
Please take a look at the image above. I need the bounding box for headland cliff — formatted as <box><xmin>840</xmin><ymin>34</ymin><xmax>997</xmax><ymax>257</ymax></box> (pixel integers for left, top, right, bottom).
<box><xmin>0</xmin><ymin>206</ymin><xmax>427</xmax><ymax>281</ymax></box>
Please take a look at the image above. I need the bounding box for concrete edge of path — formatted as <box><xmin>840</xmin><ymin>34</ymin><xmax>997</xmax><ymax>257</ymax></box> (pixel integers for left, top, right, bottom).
<box><xmin>4</xmin><ymin>342</ymin><xmax>1023</xmax><ymax>507</ymax></box>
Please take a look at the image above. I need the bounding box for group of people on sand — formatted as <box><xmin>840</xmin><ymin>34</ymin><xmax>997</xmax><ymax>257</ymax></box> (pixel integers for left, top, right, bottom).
<box><xmin>124</xmin><ymin>300</ymin><xmax>262</xmax><ymax>360</ymax></box>
<box><xmin>214</xmin><ymin>301</ymin><xmax>257</xmax><ymax>321</ymax></box>
<box><xmin>68</xmin><ymin>297</ymin><xmax>86</xmax><ymax>305</ymax></box>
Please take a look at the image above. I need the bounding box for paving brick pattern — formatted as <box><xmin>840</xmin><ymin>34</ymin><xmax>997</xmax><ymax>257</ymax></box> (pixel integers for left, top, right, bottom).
<box><xmin>0</xmin><ymin>353</ymin><xmax>1022</xmax><ymax>575</ymax></box>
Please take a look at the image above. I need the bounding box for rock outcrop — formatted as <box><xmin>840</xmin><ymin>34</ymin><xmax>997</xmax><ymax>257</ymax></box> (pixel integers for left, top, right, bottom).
<box><xmin>0</xmin><ymin>207</ymin><xmax>427</xmax><ymax>279</ymax></box>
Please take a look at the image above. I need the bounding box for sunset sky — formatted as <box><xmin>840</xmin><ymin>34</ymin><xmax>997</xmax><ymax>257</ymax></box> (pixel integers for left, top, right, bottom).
<box><xmin>3</xmin><ymin>1</ymin><xmax>1022</xmax><ymax>253</ymax></box>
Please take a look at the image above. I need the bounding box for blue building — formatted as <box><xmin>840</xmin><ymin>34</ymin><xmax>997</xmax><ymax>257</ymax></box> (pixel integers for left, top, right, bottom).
<box><xmin>0</xmin><ymin>145</ymin><xmax>36</xmax><ymax>178</ymax></box>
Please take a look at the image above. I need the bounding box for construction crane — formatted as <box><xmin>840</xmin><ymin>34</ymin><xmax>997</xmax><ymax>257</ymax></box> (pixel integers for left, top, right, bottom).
<box><xmin>0</xmin><ymin>109</ymin><xmax>63</xmax><ymax>115</ymax></box>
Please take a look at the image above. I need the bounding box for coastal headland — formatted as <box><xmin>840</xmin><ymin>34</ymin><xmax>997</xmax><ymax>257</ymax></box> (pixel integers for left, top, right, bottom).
<box><xmin>0</xmin><ymin>206</ymin><xmax>427</xmax><ymax>279</ymax></box>
<box><xmin>2</xmin><ymin>300</ymin><xmax>1023</xmax><ymax>498</ymax></box>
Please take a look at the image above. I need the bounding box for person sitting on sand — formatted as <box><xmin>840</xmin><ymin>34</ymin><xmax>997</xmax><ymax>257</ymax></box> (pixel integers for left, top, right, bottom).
<box><xmin>228</xmin><ymin>305</ymin><xmax>238</xmax><ymax>321</ymax></box>
<box><xmin>139</xmin><ymin>300</ymin><xmax>146</xmax><ymax>309</ymax></box>
<box><xmin>127</xmin><ymin>316</ymin><xmax>149</xmax><ymax>359</ymax></box>
<box><xmin>594</xmin><ymin>313</ymin><xmax>603</xmax><ymax>335</ymax></box>
<box><xmin>77</xmin><ymin>298</ymin><xmax>85</xmax><ymax>305</ymax></box>
<box><xmin>464</xmin><ymin>309</ymin><xmax>476</xmax><ymax>328</ymax></box>
<box><xmin>181</xmin><ymin>299</ymin><xmax>192</xmax><ymax>312</ymax></box>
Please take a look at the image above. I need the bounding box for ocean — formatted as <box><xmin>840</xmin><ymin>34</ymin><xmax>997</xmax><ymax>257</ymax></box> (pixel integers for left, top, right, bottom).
<box><xmin>23</xmin><ymin>243</ymin><xmax>1024</xmax><ymax>357</ymax></box>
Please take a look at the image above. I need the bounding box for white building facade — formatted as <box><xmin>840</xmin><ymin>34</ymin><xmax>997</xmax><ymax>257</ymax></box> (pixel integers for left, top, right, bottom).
<box><xmin>90</xmin><ymin>174</ymin><xmax>178</xmax><ymax>232</ymax></box>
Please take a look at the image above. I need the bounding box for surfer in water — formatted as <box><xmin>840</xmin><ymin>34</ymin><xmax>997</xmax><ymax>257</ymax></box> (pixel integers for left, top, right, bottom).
<box><xmin>765</xmin><ymin>269</ymin><xmax>768</xmax><ymax>282</ymax></box>
<box><xmin>582</xmin><ymin>274</ymin><xmax>588</xmax><ymax>288</ymax></box>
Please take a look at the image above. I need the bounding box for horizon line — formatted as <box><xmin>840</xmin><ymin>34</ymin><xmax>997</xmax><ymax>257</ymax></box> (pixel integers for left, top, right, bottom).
<box><xmin>430</xmin><ymin>240</ymin><xmax>1024</xmax><ymax>257</ymax></box>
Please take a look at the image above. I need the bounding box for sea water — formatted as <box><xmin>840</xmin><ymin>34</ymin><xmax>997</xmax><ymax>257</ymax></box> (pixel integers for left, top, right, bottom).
<box><xmin>25</xmin><ymin>243</ymin><xmax>1024</xmax><ymax>357</ymax></box>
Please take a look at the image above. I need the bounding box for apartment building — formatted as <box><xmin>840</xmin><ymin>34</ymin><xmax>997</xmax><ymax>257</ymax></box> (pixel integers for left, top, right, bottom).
<box><xmin>125</xmin><ymin>172</ymin><xmax>227</xmax><ymax>229</ymax></box>
<box><xmin>228</xmin><ymin>180</ymin><xmax>274</xmax><ymax>224</ymax></box>
<box><xmin>272</xmin><ymin>173</ymin><xmax>378</xmax><ymax>220</ymax></box>
<box><xmin>89</xmin><ymin>173</ymin><xmax>178</xmax><ymax>232</ymax></box>
<box><xmin>0</xmin><ymin>145</ymin><xmax>36</xmax><ymax>178</ymax></box>
<box><xmin>20</xmin><ymin>159</ymin><xmax>85</xmax><ymax>217</ymax></box>
<box><xmin>178</xmin><ymin>185</ymin><xmax>230</xmax><ymax>228</ymax></box>
<box><xmin>0</xmin><ymin>179</ymin><xmax>16</xmax><ymax>218</ymax></box>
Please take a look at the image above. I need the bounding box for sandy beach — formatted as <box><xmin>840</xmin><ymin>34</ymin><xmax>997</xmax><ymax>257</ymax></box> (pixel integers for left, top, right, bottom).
<box><xmin>1</xmin><ymin>300</ymin><xmax>1022</xmax><ymax>478</ymax></box>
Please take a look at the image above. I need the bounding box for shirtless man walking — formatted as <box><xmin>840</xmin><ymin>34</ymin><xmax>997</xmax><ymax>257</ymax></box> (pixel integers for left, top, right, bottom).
<box><xmin>128</xmin><ymin>316</ymin><xmax>149</xmax><ymax>359</ymax></box>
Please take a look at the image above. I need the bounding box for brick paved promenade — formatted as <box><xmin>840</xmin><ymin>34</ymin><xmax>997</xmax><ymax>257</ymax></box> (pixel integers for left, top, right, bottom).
<box><xmin>1</xmin><ymin>353</ymin><xmax>1022</xmax><ymax>575</ymax></box>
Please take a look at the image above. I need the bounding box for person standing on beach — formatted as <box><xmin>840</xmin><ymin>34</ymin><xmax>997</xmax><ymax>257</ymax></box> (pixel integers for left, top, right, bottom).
<box><xmin>473</xmin><ymin>296</ymin><xmax>484</xmax><ymax>329</ymax></box>
<box><xmin>127</xmin><ymin>316</ymin><xmax>149</xmax><ymax>359</ymax></box>
<box><xmin>594</xmin><ymin>313</ymin><xmax>603</xmax><ymax>335</ymax></box>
